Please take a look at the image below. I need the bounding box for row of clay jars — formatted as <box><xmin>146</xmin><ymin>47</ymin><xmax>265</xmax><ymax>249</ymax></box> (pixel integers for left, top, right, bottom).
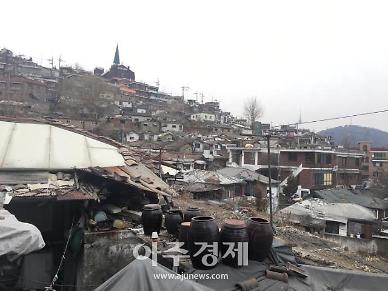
<box><xmin>142</xmin><ymin>205</ymin><xmax>274</xmax><ymax>269</ymax></box>
<box><xmin>142</xmin><ymin>206</ymin><xmax>201</xmax><ymax>236</ymax></box>
<box><xmin>178</xmin><ymin>216</ymin><xmax>273</xmax><ymax>270</ymax></box>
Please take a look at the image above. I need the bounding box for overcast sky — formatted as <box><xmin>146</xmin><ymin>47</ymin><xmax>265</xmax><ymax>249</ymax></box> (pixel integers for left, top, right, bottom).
<box><xmin>2</xmin><ymin>0</ymin><xmax>388</xmax><ymax>132</ymax></box>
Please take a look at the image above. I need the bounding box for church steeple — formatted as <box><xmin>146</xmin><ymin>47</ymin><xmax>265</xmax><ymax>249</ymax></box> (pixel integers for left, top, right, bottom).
<box><xmin>113</xmin><ymin>44</ymin><xmax>120</xmax><ymax>65</ymax></box>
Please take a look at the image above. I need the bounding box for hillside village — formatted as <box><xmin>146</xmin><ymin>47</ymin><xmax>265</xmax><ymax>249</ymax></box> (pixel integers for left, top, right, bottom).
<box><xmin>1</xmin><ymin>45</ymin><xmax>388</xmax><ymax>290</ymax></box>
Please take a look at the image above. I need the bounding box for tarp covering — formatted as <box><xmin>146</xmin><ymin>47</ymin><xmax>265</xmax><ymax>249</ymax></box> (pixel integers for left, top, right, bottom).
<box><xmin>95</xmin><ymin>258</ymin><xmax>213</xmax><ymax>291</ymax></box>
<box><xmin>0</xmin><ymin>209</ymin><xmax>45</xmax><ymax>260</ymax></box>
<box><xmin>302</xmin><ymin>265</ymin><xmax>388</xmax><ymax>291</ymax></box>
<box><xmin>0</xmin><ymin>121</ymin><xmax>125</xmax><ymax>170</ymax></box>
<box><xmin>96</xmin><ymin>242</ymin><xmax>388</xmax><ymax>291</ymax></box>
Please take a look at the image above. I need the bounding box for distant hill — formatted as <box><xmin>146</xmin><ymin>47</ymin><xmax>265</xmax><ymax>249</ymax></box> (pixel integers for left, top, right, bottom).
<box><xmin>319</xmin><ymin>125</ymin><xmax>388</xmax><ymax>148</ymax></box>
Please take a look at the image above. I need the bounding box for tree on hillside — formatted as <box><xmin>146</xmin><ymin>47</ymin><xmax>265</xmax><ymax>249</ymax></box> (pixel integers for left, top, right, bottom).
<box><xmin>244</xmin><ymin>97</ymin><xmax>263</xmax><ymax>130</ymax></box>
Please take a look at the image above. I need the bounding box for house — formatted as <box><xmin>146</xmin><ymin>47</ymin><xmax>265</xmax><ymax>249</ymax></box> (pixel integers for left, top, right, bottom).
<box><xmin>227</xmin><ymin>144</ymin><xmax>279</xmax><ymax>172</ymax></box>
<box><xmin>313</xmin><ymin>188</ymin><xmax>388</xmax><ymax>220</ymax></box>
<box><xmin>217</xmin><ymin>167</ymin><xmax>279</xmax><ymax>197</ymax></box>
<box><xmin>190</xmin><ymin>112</ymin><xmax>216</xmax><ymax>122</ymax></box>
<box><xmin>211</xmin><ymin>124</ymin><xmax>234</xmax><ymax>135</ymax></box>
<box><xmin>126</xmin><ymin>131</ymin><xmax>140</xmax><ymax>142</ymax></box>
<box><xmin>0</xmin><ymin>118</ymin><xmax>174</xmax><ymax>290</ymax></box>
<box><xmin>161</xmin><ymin>121</ymin><xmax>183</xmax><ymax>132</ymax></box>
<box><xmin>178</xmin><ymin>170</ymin><xmax>245</xmax><ymax>200</ymax></box>
<box><xmin>279</xmin><ymin>149</ymin><xmax>363</xmax><ymax>190</ymax></box>
<box><xmin>161</xmin><ymin>152</ymin><xmax>205</xmax><ymax>172</ymax></box>
<box><xmin>359</xmin><ymin>141</ymin><xmax>388</xmax><ymax>180</ymax></box>
<box><xmin>279</xmin><ymin>199</ymin><xmax>379</xmax><ymax>237</ymax></box>
<box><xmin>124</xmin><ymin>112</ymin><xmax>153</xmax><ymax>122</ymax></box>
<box><xmin>192</xmin><ymin>139</ymin><xmax>206</xmax><ymax>153</ymax></box>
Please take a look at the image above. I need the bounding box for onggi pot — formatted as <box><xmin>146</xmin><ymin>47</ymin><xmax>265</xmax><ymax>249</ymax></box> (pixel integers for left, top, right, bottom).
<box><xmin>141</xmin><ymin>204</ymin><xmax>162</xmax><ymax>235</ymax></box>
<box><xmin>220</xmin><ymin>219</ymin><xmax>248</xmax><ymax>268</ymax></box>
<box><xmin>188</xmin><ymin>216</ymin><xmax>219</xmax><ymax>270</ymax></box>
<box><xmin>247</xmin><ymin>217</ymin><xmax>273</xmax><ymax>261</ymax></box>
<box><xmin>165</xmin><ymin>209</ymin><xmax>183</xmax><ymax>235</ymax></box>
<box><xmin>183</xmin><ymin>207</ymin><xmax>201</xmax><ymax>222</ymax></box>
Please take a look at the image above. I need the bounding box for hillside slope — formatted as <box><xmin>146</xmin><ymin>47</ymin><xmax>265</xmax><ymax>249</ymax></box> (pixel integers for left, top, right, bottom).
<box><xmin>319</xmin><ymin>125</ymin><xmax>388</xmax><ymax>148</ymax></box>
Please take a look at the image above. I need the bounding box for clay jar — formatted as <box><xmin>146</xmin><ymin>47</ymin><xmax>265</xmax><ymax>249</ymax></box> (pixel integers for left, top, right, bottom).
<box><xmin>189</xmin><ymin>216</ymin><xmax>219</xmax><ymax>270</ymax></box>
<box><xmin>165</xmin><ymin>209</ymin><xmax>183</xmax><ymax>235</ymax></box>
<box><xmin>247</xmin><ymin>217</ymin><xmax>273</xmax><ymax>261</ymax></box>
<box><xmin>178</xmin><ymin>222</ymin><xmax>191</xmax><ymax>251</ymax></box>
<box><xmin>220</xmin><ymin>219</ymin><xmax>249</xmax><ymax>268</ymax></box>
<box><xmin>183</xmin><ymin>207</ymin><xmax>201</xmax><ymax>222</ymax></box>
<box><xmin>141</xmin><ymin>204</ymin><xmax>162</xmax><ymax>235</ymax></box>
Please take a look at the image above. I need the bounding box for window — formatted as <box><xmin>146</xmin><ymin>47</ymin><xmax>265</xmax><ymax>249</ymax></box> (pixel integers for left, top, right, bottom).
<box><xmin>355</xmin><ymin>158</ymin><xmax>360</xmax><ymax>167</ymax></box>
<box><xmin>172</xmin><ymin>125</ymin><xmax>176</xmax><ymax>128</ymax></box>
<box><xmin>373</xmin><ymin>152</ymin><xmax>386</xmax><ymax>160</ymax></box>
<box><xmin>120</xmin><ymin>120</ymin><xmax>125</xmax><ymax>124</ymax></box>
<box><xmin>305</xmin><ymin>152</ymin><xmax>315</xmax><ymax>163</ymax></box>
<box><xmin>314</xmin><ymin>172</ymin><xmax>332</xmax><ymax>186</ymax></box>
<box><xmin>317</xmin><ymin>153</ymin><xmax>331</xmax><ymax>164</ymax></box>
<box><xmin>339</xmin><ymin>157</ymin><xmax>347</xmax><ymax>166</ymax></box>
<box><xmin>314</xmin><ymin>173</ymin><xmax>323</xmax><ymax>186</ymax></box>
<box><xmin>363</xmin><ymin>145</ymin><xmax>368</xmax><ymax>152</ymax></box>
<box><xmin>288</xmin><ymin>152</ymin><xmax>297</xmax><ymax>161</ymax></box>
<box><xmin>323</xmin><ymin>173</ymin><xmax>332</xmax><ymax>185</ymax></box>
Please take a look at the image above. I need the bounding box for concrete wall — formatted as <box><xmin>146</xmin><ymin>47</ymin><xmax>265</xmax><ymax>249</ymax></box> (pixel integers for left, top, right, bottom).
<box><xmin>78</xmin><ymin>230</ymin><xmax>143</xmax><ymax>291</ymax></box>
<box><xmin>324</xmin><ymin>233</ymin><xmax>388</xmax><ymax>258</ymax></box>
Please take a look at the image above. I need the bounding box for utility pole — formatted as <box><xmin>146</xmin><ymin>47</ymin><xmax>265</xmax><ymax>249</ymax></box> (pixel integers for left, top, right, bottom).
<box><xmin>181</xmin><ymin>86</ymin><xmax>189</xmax><ymax>100</ymax></box>
<box><xmin>194</xmin><ymin>92</ymin><xmax>199</xmax><ymax>102</ymax></box>
<box><xmin>266</xmin><ymin>134</ymin><xmax>273</xmax><ymax>228</ymax></box>
<box><xmin>159</xmin><ymin>148</ymin><xmax>162</xmax><ymax>178</ymax></box>
<box><xmin>48</xmin><ymin>57</ymin><xmax>54</xmax><ymax>69</ymax></box>
<box><xmin>58</xmin><ymin>56</ymin><xmax>63</xmax><ymax>70</ymax></box>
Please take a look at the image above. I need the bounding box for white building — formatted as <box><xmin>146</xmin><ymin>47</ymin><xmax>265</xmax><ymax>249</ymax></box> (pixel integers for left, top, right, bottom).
<box><xmin>190</xmin><ymin>113</ymin><xmax>216</xmax><ymax>122</ymax></box>
<box><xmin>161</xmin><ymin>122</ymin><xmax>183</xmax><ymax>132</ymax></box>
<box><xmin>126</xmin><ymin>132</ymin><xmax>140</xmax><ymax>142</ymax></box>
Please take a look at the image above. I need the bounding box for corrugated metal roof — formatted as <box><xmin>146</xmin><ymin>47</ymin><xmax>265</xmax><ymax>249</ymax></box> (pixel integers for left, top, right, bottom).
<box><xmin>314</xmin><ymin>188</ymin><xmax>388</xmax><ymax>210</ymax></box>
<box><xmin>280</xmin><ymin>198</ymin><xmax>376</xmax><ymax>223</ymax></box>
<box><xmin>0</xmin><ymin>121</ymin><xmax>125</xmax><ymax>170</ymax></box>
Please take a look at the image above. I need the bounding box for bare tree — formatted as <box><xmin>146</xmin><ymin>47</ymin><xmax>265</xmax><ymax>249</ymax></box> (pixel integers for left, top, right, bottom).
<box><xmin>244</xmin><ymin>97</ymin><xmax>263</xmax><ymax>129</ymax></box>
<box><xmin>283</xmin><ymin>176</ymin><xmax>298</xmax><ymax>197</ymax></box>
<box><xmin>370</xmin><ymin>170</ymin><xmax>388</xmax><ymax>199</ymax></box>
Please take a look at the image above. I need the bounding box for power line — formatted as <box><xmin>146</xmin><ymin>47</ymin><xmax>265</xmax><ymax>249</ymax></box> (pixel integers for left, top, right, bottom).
<box><xmin>273</xmin><ymin>108</ymin><xmax>388</xmax><ymax>129</ymax></box>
